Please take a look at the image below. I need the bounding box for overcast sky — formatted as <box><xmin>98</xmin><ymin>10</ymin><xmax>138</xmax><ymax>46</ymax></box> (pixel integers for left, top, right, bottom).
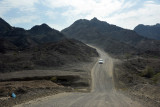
<box><xmin>0</xmin><ymin>0</ymin><xmax>160</xmax><ymax>31</ymax></box>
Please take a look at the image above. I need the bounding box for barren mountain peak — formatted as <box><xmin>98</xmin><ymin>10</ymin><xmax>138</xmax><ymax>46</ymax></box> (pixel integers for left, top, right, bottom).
<box><xmin>91</xmin><ymin>17</ymin><xmax>99</xmax><ymax>21</ymax></box>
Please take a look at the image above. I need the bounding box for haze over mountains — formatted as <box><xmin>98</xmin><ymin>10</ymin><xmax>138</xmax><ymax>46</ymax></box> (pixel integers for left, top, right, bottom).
<box><xmin>62</xmin><ymin>17</ymin><xmax>160</xmax><ymax>56</ymax></box>
<box><xmin>134</xmin><ymin>23</ymin><xmax>160</xmax><ymax>40</ymax></box>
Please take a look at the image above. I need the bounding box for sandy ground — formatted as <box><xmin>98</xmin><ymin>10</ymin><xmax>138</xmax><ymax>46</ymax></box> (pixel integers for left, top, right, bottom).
<box><xmin>15</xmin><ymin>47</ymin><xmax>144</xmax><ymax>107</ymax></box>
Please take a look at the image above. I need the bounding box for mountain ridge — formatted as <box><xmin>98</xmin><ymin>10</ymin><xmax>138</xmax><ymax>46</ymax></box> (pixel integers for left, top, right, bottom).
<box><xmin>134</xmin><ymin>23</ymin><xmax>160</xmax><ymax>40</ymax></box>
<box><xmin>0</xmin><ymin>17</ymin><xmax>12</xmax><ymax>34</ymax></box>
<box><xmin>0</xmin><ymin>18</ymin><xmax>65</xmax><ymax>49</ymax></box>
<box><xmin>62</xmin><ymin>17</ymin><xmax>160</xmax><ymax>55</ymax></box>
<box><xmin>0</xmin><ymin>17</ymin><xmax>98</xmax><ymax>72</ymax></box>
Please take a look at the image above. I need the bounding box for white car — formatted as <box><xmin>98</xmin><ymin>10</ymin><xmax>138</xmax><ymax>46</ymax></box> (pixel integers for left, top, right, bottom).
<box><xmin>99</xmin><ymin>59</ymin><xmax>104</xmax><ymax>64</ymax></box>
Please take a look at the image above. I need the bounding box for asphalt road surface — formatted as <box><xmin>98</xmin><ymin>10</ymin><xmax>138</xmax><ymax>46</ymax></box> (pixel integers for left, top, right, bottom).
<box><xmin>15</xmin><ymin>47</ymin><xmax>144</xmax><ymax>107</ymax></box>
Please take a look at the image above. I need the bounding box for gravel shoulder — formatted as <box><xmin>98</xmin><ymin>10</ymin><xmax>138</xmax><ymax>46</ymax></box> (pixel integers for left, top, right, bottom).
<box><xmin>0</xmin><ymin>58</ymin><xmax>97</xmax><ymax>107</ymax></box>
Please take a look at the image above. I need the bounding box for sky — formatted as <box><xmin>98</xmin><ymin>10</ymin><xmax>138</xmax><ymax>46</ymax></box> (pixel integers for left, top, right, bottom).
<box><xmin>0</xmin><ymin>0</ymin><xmax>160</xmax><ymax>31</ymax></box>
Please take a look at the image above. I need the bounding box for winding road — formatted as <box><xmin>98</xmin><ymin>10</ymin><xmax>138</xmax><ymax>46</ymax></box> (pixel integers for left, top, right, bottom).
<box><xmin>15</xmin><ymin>47</ymin><xmax>144</xmax><ymax>107</ymax></box>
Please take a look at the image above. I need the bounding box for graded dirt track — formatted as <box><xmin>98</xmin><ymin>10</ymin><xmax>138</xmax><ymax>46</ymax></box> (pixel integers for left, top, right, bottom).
<box><xmin>15</xmin><ymin>47</ymin><xmax>144</xmax><ymax>107</ymax></box>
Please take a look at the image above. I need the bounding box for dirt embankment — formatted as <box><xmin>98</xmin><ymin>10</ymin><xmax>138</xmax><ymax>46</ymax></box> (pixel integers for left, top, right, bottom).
<box><xmin>0</xmin><ymin>58</ymin><xmax>97</xmax><ymax>107</ymax></box>
<box><xmin>0</xmin><ymin>80</ymin><xmax>72</xmax><ymax>107</ymax></box>
<box><xmin>113</xmin><ymin>57</ymin><xmax>160</xmax><ymax>107</ymax></box>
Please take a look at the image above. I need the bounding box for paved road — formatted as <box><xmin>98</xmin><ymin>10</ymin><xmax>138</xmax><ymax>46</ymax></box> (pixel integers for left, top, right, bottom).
<box><xmin>15</xmin><ymin>47</ymin><xmax>144</xmax><ymax>107</ymax></box>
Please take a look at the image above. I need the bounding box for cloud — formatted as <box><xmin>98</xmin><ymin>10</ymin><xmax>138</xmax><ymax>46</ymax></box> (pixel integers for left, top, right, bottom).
<box><xmin>8</xmin><ymin>16</ymin><xmax>38</xmax><ymax>25</ymax></box>
<box><xmin>0</xmin><ymin>0</ymin><xmax>160</xmax><ymax>30</ymax></box>
<box><xmin>41</xmin><ymin>0</ymin><xmax>70</xmax><ymax>8</ymax></box>
<box><xmin>0</xmin><ymin>0</ymin><xmax>38</xmax><ymax>16</ymax></box>
<box><xmin>45</xmin><ymin>11</ymin><xmax>57</xmax><ymax>19</ymax></box>
<box><xmin>0</xmin><ymin>0</ymin><xmax>40</xmax><ymax>28</ymax></box>
<box><xmin>41</xmin><ymin>0</ymin><xmax>139</xmax><ymax>29</ymax></box>
<box><xmin>145</xmin><ymin>0</ymin><xmax>155</xmax><ymax>4</ymax></box>
<box><xmin>42</xmin><ymin>0</ymin><xmax>159</xmax><ymax>30</ymax></box>
<box><xmin>43</xmin><ymin>0</ymin><xmax>136</xmax><ymax>18</ymax></box>
<box><xmin>106</xmin><ymin>1</ymin><xmax>160</xmax><ymax>29</ymax></box>
<box><xmin>48</xmin><ymin>23</ymin><xmax>64</xmax><ymax>31</ymax></box>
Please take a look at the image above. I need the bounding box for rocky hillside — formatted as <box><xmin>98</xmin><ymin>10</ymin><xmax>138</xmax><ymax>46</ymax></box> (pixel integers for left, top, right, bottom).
<box><xmin>0</xmin><ymin>18</ymin><xmax>98</xmax><ymax>72</ymax></box>
<box><xmin>0</xmin><ymin>39</ymin><xmax>98</xmax><ymax>72</ymax></box>
<box><xmin>134</xmin><ymin>24</ymin><xmax>160</xmax><ymax>40</ymax></box>
<box><xmin>62</xmin><ymin>18</ymin><xmax>160</xmax><ymax>56</ymax></box>
<box><xmin>0</xmin><ymin>38</ymin><xmax>17</xmax><ymax>53</ymax></box>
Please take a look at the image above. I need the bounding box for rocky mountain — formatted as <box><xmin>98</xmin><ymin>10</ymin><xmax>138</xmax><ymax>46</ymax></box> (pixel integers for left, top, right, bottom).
<box><xmin>28</xmin><ymin>24</ymin><xmax>65</xmax><ymax>43</ymax></box>
<box><xmin>0</xmin><ymin>18</ymin><xmax>98</xmax><ymax>72</ymax></box>
<box><xmin>134</xmin><ymin>24</ymin><xmax>160</xmax><ymax>40</ymax></box>
<box><xmin>0</xmin><ymin>18</ymin><xmax>12</xmax><ymax>34</ymax></box>
<box><xmin>62</xmin><ymin>18</ymin><xmax>160</xmax><ymax>55</ymax></box>
<box><xmin>29</xmin><ymin>23</ymin><xmax>53</xmax><ymax>34</ymax></box>
<box><xmin>62</xmin><ymin>17</ymin><xmax>123</xmax><ymax>41</ymax></box>
<box><xmin>0</xmin><ymin>18</ymin><xmax>65</xmax><ymax>49</ymax></box>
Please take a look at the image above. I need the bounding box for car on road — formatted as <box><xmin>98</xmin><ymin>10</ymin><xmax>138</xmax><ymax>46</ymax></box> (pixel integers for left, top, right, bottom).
<box><xmin>99</xmin><ymin>59</ymin><xmax>104</xmax><ymax>64</ymax></box>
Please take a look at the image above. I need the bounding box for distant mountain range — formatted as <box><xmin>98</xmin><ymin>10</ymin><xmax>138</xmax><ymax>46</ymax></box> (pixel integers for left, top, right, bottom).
<box><xmin>1</xmin><ymin>16</ymin><xmax>160</xmax><ymax>58</ymax></box>
<box><xmin>0</xmin><ymin>18</ymin><xmax>66</xmax><ymax>49</ymax></box>
<box><xmin>134</xmin><ymin>24</ymin><xmax>160</xmax><ymax>40</ymax></box>
<box><xmin>62</xmin><ymin>17</ymin><xmax>160</xmax><ymax>56</ymax></box>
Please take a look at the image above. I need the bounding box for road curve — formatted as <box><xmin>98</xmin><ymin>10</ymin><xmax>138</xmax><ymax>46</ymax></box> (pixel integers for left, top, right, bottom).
<box><xmin>15</xmin><ymin>47</ymin><xmax>144</xmax><ymax>107</ymax></box>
